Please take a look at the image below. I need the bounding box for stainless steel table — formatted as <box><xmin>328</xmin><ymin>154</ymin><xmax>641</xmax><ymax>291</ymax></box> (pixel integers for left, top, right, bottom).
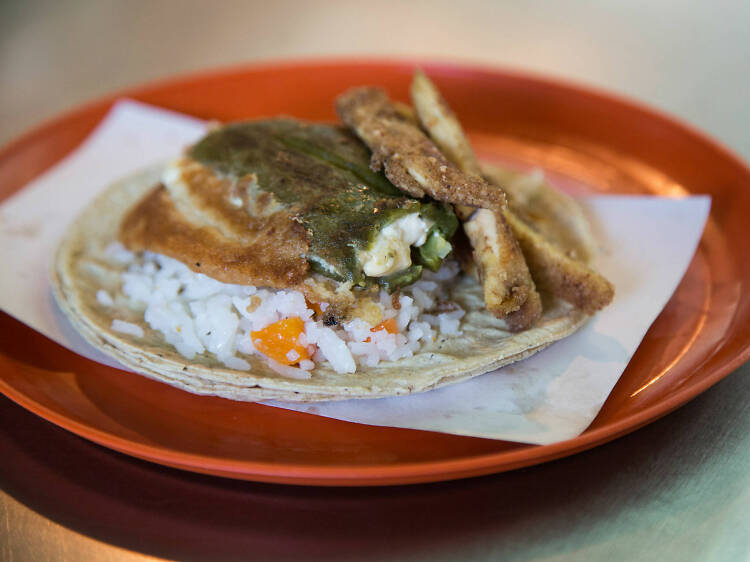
<box><xmin>1</xmin><ymin>1</ymin><xmax>748</xmax><ymax>559</ymax></box>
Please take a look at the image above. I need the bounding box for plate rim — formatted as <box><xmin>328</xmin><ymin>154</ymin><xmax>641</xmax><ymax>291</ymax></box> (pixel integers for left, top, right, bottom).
<box><xmin>1</xmin><ymin>57</ymin><xmax>748</xmax><ymax>486</ymax></box>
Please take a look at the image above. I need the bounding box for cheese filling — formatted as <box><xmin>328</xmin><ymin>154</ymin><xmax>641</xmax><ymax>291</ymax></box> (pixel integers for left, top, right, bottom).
<box><xmin>358</xmin><ymin>214</ymin><xmax>432</xmax><ymax>277</ymax></box>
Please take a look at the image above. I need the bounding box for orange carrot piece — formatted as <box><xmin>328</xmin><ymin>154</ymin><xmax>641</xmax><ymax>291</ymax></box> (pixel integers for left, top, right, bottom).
<box><xmin>305</xmin><ymin>299</ymin><xmax>324</xmax><ymax>316</ymax></box>
<box><xmin>251</xmin><ymin>317</ymin><xmax>311</xmax><ymax>365</ymax></box>
<box><xmin>365</xmin><ymin>317</ymin><xmax>399</xmax><ymax>342</ymax></box>
<box><xmin>372</xmin><ymin>317</ymin><xmax>399</xmax><ymax>334</ymax></box>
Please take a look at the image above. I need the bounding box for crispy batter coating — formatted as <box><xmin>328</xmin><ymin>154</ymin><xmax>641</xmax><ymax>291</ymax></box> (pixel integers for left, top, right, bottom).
<box><xmin>485</xmin><ymin>167</ymin><xmax>594</xmax><ymax>264</ymax></box>
<box><xmin>409</xmin><ymin>72</ymin><xmax>543</xmax><ymax>329</ymax></box>
<box><xmin>337</xmin><ymin>87</ymin><xmax>507</xmax><ymax>210</ymax></box>
<box><xmin>337</xmin><ymin>86</ymin><xmax>539</xmax><ymax>325</ymax></box>
<box><xmin>119</xmin><ymin>182</ymin><xmax>310</xmax><ymax>288</ymax></box>
<box><xmin>411</xmin><ymin>70</ymin><xmax>484</xmax><ymax>178</ymax></box>
<box><xmin>505</xmin><ymin>213</ymin><xmax>614</xmax><ymax>312</ymax></box>
<box><xmin>119</xmin><ymin>159</ymin><xmax>395</xmax><ymax>320</ymax></box>
<box><xmin>462</xmin><ymin>206</ymin><xmax>543</xmax><ymax>330</ymax></box>
<box><xmin>410</xmin><ymin>69</ymin><xmax>613</xmax><ymax>316</ymax></box>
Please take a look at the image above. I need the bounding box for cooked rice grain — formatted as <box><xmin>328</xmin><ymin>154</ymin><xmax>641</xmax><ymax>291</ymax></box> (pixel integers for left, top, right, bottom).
<box><xmin>107</xmin><ymin>244</ymin><xmax>464</xmax><ymax>377</ymax></box>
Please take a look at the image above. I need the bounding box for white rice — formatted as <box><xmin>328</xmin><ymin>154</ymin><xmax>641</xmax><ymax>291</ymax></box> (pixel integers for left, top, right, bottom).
<box><xmin>96</xmin><ymin>289</ymin><xmax>114</xmax><ymax>306</ymax></box>
<box><xmin>105</xmin><ymin>242</ymin><xmax>464</xmax><ymax>378</ymax></box>
<box><xmin>111</xmin><ymin>318</ymin><xmax>144</xmax><ymax>338</ymax></box>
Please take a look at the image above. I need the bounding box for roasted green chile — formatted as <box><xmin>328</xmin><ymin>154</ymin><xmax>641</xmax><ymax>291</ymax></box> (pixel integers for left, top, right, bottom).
<box><xmin>190</xmin><ymin>119</ymin><xmax>458</xmax><ymax>290</ymax></box>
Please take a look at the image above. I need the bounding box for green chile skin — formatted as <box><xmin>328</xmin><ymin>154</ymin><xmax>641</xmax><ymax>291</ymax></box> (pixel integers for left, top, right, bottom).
<box><xmin>190</xmin><ymin>119</ymin><xmax>458</xmax><ymax>288</ymax></box>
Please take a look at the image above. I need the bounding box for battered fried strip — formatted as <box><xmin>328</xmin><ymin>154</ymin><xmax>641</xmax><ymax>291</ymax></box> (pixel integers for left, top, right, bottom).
<box><xmin>462</xmin><ymin>207</ymin><xmax>543</xmax><ymax>331</ymax></box>
<box><xmin>504</xmin><ymin>213</ymin><xmax>614</xmax><ymax>312</ymax></box>
<box><xmin>336</xmin><ymin>87</ymin><xmax>539</xmax><ymax>325</ymax></box>
<box><xmin>411</xmin><ymin>70</ymin><xmax>484</xmax><ymax>178</ymax></box>
<box><xmin>410</xmin><ymin>70</ymin><xmax>613</xmax><ymax>313</ymax></box>
<box><xmin>410</xmin><ymin>70</ymin><xmax>542</xmax><ymax>329</ymax></box>
<box><xmin>485</xmin><ymin>167</ymin><xmax>594</xmax><ymax>264</ymax></box>
<box><xmin>337</xmin><ymin>87</ymin><xmax>506</xmax><ymax>208</ymax></box>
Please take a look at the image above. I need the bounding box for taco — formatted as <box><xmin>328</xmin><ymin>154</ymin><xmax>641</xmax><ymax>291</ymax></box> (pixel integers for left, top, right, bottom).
<box><xmin>51</xmin><ymin>72</ymin><xmax>613</xmax><ymax>402</ymax></box>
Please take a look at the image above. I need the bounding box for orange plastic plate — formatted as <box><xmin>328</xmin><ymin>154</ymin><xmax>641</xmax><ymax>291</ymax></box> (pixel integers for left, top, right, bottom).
<box><xmin>0</xmin><ymin>59</ymin><xmax>748</xmax><ymax>486</ymax></box>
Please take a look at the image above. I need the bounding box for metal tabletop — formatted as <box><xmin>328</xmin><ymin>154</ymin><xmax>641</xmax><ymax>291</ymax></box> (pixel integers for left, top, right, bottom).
<box><xmin>1</xmin><ymin>1</ymin><xmax>748</xmax><ymax>560</ymax></box>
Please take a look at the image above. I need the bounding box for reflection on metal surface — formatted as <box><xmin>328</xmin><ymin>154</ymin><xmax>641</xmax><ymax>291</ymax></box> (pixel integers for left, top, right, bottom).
<box><xmin>0</xmin><ymin>491</ymin><xmax>153</xmax><ymax>561</ymax></box>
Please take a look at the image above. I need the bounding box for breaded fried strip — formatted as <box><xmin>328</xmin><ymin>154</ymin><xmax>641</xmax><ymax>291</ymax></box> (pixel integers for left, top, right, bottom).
<box><xmin>411</xmin><ymin>69</ymin><xmax>484</xmax><ymax>178</ymax></box>
<box><xmin>410</xmin><ymin>70</ymin><xmax>613</xmax><ymax>314</ymax></box>
<box><xmin>337</xmin><ymin>87</ymin><xmax>506</xmax><ymax>209</ymax></box>
<box><xmin>485</xmin><ymin>167</ymin><xmax>594</xmax><ymax>263</ymax></box>
<box><xmin>410</xmin><ymin>71</ymin><xmax>542</xmax><ymax>329</ymax></box>
<box><xmin>337</xmin><ymin>86</ymin><xmax>539</xmax><ymax>324</ymax></box>
<box><xmin>505</xmin><ymin>213</ymin><xmax>613</xmax><ymax>312</ymax></box>
<box><xmin>463</xmin><ymin>209</ymin><xmax>543</xmax><ymax>331</ymax></box>
<box><xmin>507</xmin><ymin>204</ymin><xmax>612</xmax><ymax>312</ymax></box>
<box><xmin>393</xmin><ymin>100</ymin><xmax>418</xmax><ymax>123</ymax></box>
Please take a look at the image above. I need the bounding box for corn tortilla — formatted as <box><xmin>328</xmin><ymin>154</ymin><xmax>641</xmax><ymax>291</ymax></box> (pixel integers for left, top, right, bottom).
<box><xmin>52</xmin><ymin>164</ymin><xmax>593</xmax><ymax>402</ymax></box>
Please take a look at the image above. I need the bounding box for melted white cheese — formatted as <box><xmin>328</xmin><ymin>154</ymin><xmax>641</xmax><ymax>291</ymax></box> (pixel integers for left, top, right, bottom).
<box><xmin>358</xmin><ymin>214</ymin><xmax>431</xmax><ymax>277</ymax></box>
<box><xmin>161</xmin><ymin>160</ymin><xmax>182</xmax><ymax>189</ymax></box>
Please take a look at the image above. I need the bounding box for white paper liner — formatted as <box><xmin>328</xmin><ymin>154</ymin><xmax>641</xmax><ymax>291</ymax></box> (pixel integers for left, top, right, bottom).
<box><xmin>0</xmin><ymin>100</ymin><xmax>710</xmax><ymax>445</ymax></box>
